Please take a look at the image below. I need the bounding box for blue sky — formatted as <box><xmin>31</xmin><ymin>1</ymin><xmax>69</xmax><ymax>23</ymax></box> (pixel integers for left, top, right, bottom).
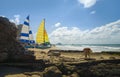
<box><xmin>0</xmin><ymin>0</ymin><xmax>120</xmax><ymax>44</ymax></box>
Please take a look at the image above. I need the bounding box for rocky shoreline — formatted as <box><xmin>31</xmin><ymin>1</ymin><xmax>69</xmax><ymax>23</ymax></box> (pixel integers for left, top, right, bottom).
<box><xmin>0</xmin><ymin>59</ymin><xmax>120</xmax><ymax>77</ymax></box>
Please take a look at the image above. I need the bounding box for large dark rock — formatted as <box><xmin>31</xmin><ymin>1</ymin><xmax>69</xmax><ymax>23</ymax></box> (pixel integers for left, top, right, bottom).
<box><xmin>43</xmin><ymin>66</ymin><xmax>62</xmax><ymax>77</ymax></box>
<box><xmin>0</xmin><ymin>17</ymin><xmax>34</xmax><ymax>62</ymax></box>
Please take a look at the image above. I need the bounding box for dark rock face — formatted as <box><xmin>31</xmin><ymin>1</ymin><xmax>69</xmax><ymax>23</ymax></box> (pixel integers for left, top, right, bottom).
<box><xmin>43</xmin><ymin>66</ymin><xmax>62</xmax><ymax>77</ymax></box>
<box><xmin>0</xmin><ymin>17</ymin><xmax>28</xmax><ymax>61</ymax></box>
<box><xmin>58</xmin><ymin>61</ymin><xmax>120</xmax><ymax>77</ymax></box>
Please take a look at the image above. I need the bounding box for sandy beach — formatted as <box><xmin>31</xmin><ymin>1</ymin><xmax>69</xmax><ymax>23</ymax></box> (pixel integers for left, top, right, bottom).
<box><xmin>0</xmin><ymin>46</ymin><xmax>120</xmax><ymax>77</ymax></box>
<box><xmin>28</xmin><ymin>47</ymin><xmax>120</xmax><ymax>61</ymax></box>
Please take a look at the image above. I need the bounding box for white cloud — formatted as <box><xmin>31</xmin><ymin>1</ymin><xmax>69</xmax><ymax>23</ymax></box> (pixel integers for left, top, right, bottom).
<box><xmin>0</xmin><ymin>15</ymin><xmax>5</xmax><ymax>17</ymax></box>
<box><xmin>50</xmin><ymin>20</ymin><xmax>120</xmax><ymax>44</ymax></box>
<box><xmin>33</xmin><ymin>32</ymin><xmax>37</xmax><ymax>41</ymax></box>
<box><xmin>55</xmin><ymin>22</ymin><xmax>61</xmax><ymax>27</ymax></box>
<box><xmin>90</xmin><ymin>10</ymin><xmax>96</xmax><ymax>14</ymax></box>
<box><xmin>78</xmin><ymin>0</ymin><xmax>97</xmax><ymax>8</ymax></box>
<box><xmin>14</xmin><ymin>15</ymin><xmax>20</xmax><ymax>24</ymax></box>
<box><xmin>10</xmin><ymin>15</ymin><xmax>20</xmax><ymax>25</ymax></box>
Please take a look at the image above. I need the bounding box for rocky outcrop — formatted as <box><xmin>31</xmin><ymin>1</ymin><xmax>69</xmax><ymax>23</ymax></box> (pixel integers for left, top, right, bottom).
<box><xmin>0</xmin><ymin>17</ymin><xmax>34</xmax><ymax>62</ymax></box>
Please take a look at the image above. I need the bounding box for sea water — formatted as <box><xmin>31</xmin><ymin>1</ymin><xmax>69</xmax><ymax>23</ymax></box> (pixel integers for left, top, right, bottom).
<box><xmin>56</xmin><ymin>44</ymin><xmax>120</xmax><ymax>52</ymax></box>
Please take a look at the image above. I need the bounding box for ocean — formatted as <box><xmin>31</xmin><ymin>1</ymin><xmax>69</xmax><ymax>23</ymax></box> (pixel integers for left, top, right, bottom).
<box><xmin>56</xmin><ymin>44</ymin><xmax>120</xmax><ymax>52</ymax></box>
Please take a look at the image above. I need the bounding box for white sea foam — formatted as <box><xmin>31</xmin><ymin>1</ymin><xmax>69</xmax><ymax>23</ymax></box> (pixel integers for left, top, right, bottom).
<box><xmin>56</xmin><ymin>44</ymin><xmax>120</xmax><ymax>52</ymax></box>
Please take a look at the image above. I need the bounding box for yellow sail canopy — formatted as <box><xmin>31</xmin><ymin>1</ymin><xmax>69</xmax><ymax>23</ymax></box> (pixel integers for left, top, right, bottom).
<box><xmin>44</xmin><ymin>30</ymin><xmax>49</xmax><ymax>43</ymax></box>
<box><xmin>36</xmin><ymin>19</ymin><xmax>50</xmax><ymax>44</ymax></box>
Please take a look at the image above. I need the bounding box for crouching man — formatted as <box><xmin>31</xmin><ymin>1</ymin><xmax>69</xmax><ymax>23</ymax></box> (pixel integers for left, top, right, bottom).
<box><xmin>83</xmin><ymin>48</ymin><xmax>92</xmax><ymax>59</ymax></box>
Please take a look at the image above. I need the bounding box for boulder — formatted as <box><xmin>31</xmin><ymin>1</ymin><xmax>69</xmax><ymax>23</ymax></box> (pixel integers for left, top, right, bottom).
<box><xmin>44</xmin><ymin>66</ymin><xmax>62</xmax><ymax>77</ymax></box>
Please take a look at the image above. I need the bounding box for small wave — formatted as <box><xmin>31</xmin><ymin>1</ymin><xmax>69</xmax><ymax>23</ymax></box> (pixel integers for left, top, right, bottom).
<box><xmin>56</xmin><ymin>44</ymin><xmax>120</xmax><ymax>52</ymax></box>
<box><xmin>104</xmin><ymin>46</ymin><xmax>120</xmax><ymax>50</ymax></box>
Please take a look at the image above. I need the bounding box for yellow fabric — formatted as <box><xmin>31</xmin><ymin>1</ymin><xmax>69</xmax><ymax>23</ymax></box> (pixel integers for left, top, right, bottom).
<box><xmin>44</xmin><ymin>30</ymin><xmax>49</xmax><ymax>42</ymax></box>
<box><xmin>36</xmin><ymin>19</ymin><xmax>49</xmax><ymax>44</ymax></box>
